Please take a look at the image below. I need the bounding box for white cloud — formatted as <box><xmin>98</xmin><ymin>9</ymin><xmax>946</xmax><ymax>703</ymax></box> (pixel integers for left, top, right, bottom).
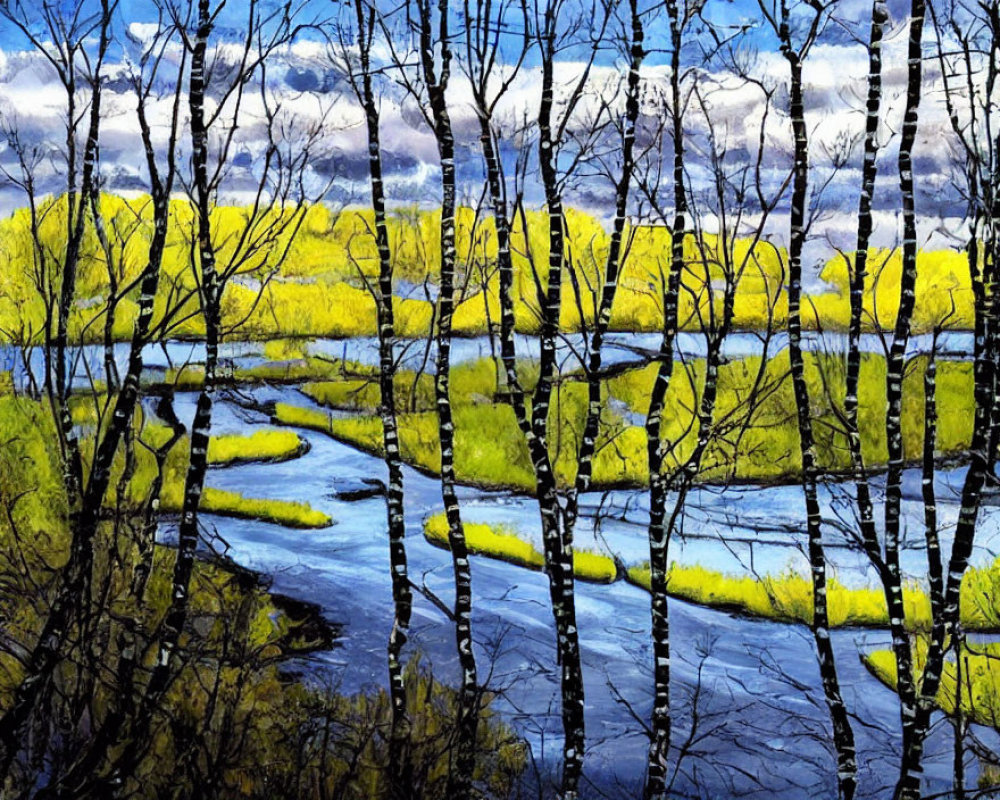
<box><xmin>0</xmin><ymin>13</ymin><xmax>983</xmax><ymax>277</ymax></box>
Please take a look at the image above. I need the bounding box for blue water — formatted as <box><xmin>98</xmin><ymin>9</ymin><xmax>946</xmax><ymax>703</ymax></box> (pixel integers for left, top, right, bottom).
<box><xmin>146</xmin><ymin>385</ymin><xmax>1000</xmax><ymax>799</ymax></box>
<box><xmin>1</xmin><ymin>329</ymin><xmax>975</xmax><ymax>391</ymax></box>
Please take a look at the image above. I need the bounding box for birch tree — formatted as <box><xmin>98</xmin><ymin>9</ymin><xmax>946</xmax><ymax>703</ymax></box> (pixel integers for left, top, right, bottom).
<box><xmin>756</xmin><ymin>0</ymin><xmax>859</xmax><ymax>795</ymax></box>
<box><xmin>507</xmin><ymin>1</ymin><xmax>616</xmax><ymax>793</ymax></box>
<box><xmin>0</xmin><ymin>0</ymin><xmax>114</xmax><ymax>506</ymax></box>
<box><xmin>641</xmin><ymin>2</ymin><xmax>691</xmax><ymax>791</ymax></box>
<box><xmin>637</xmin><ymin>28</ymin><xmax>794</xmax><ymax>791</ymax></box>
<box><xmin>893</xmin><ymin>1</ymin><xmax>1000</xmax><ymax>795</ymax></box>
<box><xmin>410</xmin><ymin>2</ymin><xmax>480</xmax><ymax>792</ymax></box>
<box><xmin>105</xmin><ymin>3</ymin><xmax>328</xmax><ymax>786</ymax></box>
<box><xmin>829</xmin><ymin>0</ymin><xmax>926</xmax><ymax>785</ymax></box>
<box><xmin>334</xmin><ymin>2</ymin><xmax>416</xmax><ymax>793</ymax></box>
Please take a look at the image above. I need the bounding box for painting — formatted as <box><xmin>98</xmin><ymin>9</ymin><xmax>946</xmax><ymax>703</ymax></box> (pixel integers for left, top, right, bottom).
<box><xmin>0</xmin><ymin>0</ymin><xmax>995</xmax><ymax>797</ymax></box>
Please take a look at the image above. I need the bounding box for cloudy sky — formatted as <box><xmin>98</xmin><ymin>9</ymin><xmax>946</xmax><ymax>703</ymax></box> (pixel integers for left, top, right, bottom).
<box><xmin>0</xmin><ymin>0</ymin><xmax>977</xmax><ymax>279</ymax></box>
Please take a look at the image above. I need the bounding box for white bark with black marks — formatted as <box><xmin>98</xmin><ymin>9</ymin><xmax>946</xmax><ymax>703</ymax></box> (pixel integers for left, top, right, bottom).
<box><xmin>414</xmin><ymin>0</ymin><xmax>479</xmax><ymax>793</ymax></box>
<box><xmin>774</xmin><ymin>6</ymin><xmax>858</xmax><ymax>793</ymax></box>
<box><xmin>645</xmin><ymin>1</ymin><xmax>685</xmax><ymax>794</ymax></box>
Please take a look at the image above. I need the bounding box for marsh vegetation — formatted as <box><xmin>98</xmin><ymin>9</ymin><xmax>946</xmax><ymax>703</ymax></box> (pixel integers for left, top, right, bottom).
<box><xmin>4</xmin><ymin>0</ymin><xmax>1000</xmax><ymax>799</ymax></box>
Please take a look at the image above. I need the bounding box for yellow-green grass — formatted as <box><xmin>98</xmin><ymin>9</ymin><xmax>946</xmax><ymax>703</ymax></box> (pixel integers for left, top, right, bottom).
<box><xmin>145</xmin><ymin>430</ymin><xmax>329</xmax><ymax>528</ymax></box>
<box><xmin>607</xmin><ymin>351</ymin><xmax>974</xmax><ymax>482</ymax></box>
<box><xmin>158</xmin><ymin>485</ymin><xmax>332</xmax><ymax>529</ymax></box>
<box><xmin>0</xmin><ymin>390</ymin><xmax>525</xmax><ymax>799</ymax></box>
<box><xmin>626</xmin><ymin>559</ymin><xmax>1000</xmax><ymax>631</ymax></box>
<box><xmin>864</xmin><ymin>639</ymin><xmax>1000</xmax><ymax>729</ymax></box>
<box><xmin>160</xmin><ymin>355</ymin><xmax>350</xmax><ymax>390</ymax></box>
<box><xmin>68</xmin><ymin>410</ymin><xmax>331</xmax><ymax>529</ymax></box>
<box><xmin>273</xmin><ymin>401</ymin><xmax>337</xmax><ymax>436</ymax></box>
<box><xmin>0</xmin><ymin>196</ymin><xmax>976</xmax><ymax>351</ymax></box>
<box><xmin>0</xmin><ymin>395</ymin><xmax>331</xmax><ymax>680</ymax></box>
<box><xmin>285</xmin><ymin>348</ymin><xmax>975</xmax><ymax>493</ymax></box>
<box><xmin>80</xmin><ymin>351</ymin><xmax>978</xmax><ymax>497</ymax></box>
<box><xmin>251</xmin><ymin>355</ymin><xmax>500</xmax><ymax>414</ymax></box>
<box><xmin>0</xmin><ymin>400</ymin><xmax>324</xmax><ymax>642</ymax></box>
<box><xmin>308</xmin><ymin>380</ymin><xmax>648</xmax><ymax>492</ymax></box>
<box><xmin>423</xmin><ymin>513</ymin><xmax>619</xmax><ymax>583</ymax></box>
<box><xmin>274</xmin><ymin>400</ymin><xmax>540</xmax><ymax>491</ymax></box>
<box><xmin>624</xmin><ymin>563</ymin><xmax>923</xmax><ymax>627</ymax></box>
<box><xmin>207</xmin><ymin>429</ymin><xmax>307</xmax><ymax>467</ymax></box>
<box><xmin>156</xmin><ymin>351</ymin><xmax>443</xmax><ymax>397</ymax></box>
<box><xmin>100</xmin><ymin>426</ymin><xmax>332</xmax><ymax>529</ymax></box>
<box><xmin>332</xmin><ymin>408</ymin><xmax>538</xmax><ymax>490</ymax></box>
<box><xmin>263</xmin><ymin>338</ymin><xmax>309</xmax><ymax>361</ymax></box>
<box><xmin>425</xmin><ymin>514</ymin><xmax>543</xmax><ymax>570</ymax></box>
<box><xmin>0</xmin><ymin>397</ymin><xmax>71</xmax><ymax>569</ymax></box>
<box><xmin>301</xmin><ymin>375</ymin><xmax>427</xmax><ymax>413</ymax></box>
<box><xmin>300</xmin><ymin>357</ymin><xmax>505</xmax><ymax>413</ymax></box>
<box><xmin>574</xmin><ymin>548</ymin><xmax>621</xmax><ymax>583</ymax></box>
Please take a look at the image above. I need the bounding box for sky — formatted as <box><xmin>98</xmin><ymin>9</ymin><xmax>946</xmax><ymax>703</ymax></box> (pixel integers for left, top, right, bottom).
<box><xmin>0</xmin><ymin>0</ymin><xmax>977</xmax><ymax>281</ymax></box>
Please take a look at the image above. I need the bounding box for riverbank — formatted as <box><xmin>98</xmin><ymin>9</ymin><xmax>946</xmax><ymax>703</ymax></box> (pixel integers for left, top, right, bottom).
<box><xmin>421</xmin><ymin>512</ymin><xmax>1000</xmax><ymax>633</ymax></box>
<box><xmin>0</xmin><ymin>390</ymin><xmax>529</xmax><ymax>799</ymax></box>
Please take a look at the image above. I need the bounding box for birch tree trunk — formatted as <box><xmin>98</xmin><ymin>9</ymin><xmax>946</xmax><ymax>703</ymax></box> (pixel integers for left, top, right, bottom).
<box><xmin>897</xmin><ymin>6</ymin><xmax>998</xmax><ymax>784</ymax></box>
<box><xmin>413</xmin><ymin>0</ymin><xmax>479</xmax><ymax>792</ymax></box>
<box><xmin>842</xmin><ymin>0</ymin><xmax>921</xmax><ymax>767</ymax></box>
<box><xmin>53</xmin><ymin>2</ymin><xmax>113</xmax><ymax>506</ymax></box>
<box><xmin>566</xmin><ymin>0</ymin><xmax>644</xmax><ymax>535</ymax></box>
<box><xmin>535</xmin><ymin>24</ymin><xmax>586</xmax><ymax>794</ymax></box>
<box><xmin>843</xmin><ymin>0</ymin><xmax>887</xmax><ymax>566</ymax></box>
<box><xmin>923</xmin><ymin>335</ymin><xmax>943</xmax><ymax>630</ymax></box>
<box><xmin>141</xmin><ymin>0</ymin><xmax>220</xmax><ymax>708</ymax></box>
<box><xmin>0</xmin><ymin>3</ymin><xmax>125</xmax><ymax>779</ymax></box>
<box><xmin>644</xmin><ymin>1</ymin><xmax>686</xmax><ymax>793</ymax></box>
<box><xmin>882</xmin><ymin>0</ymin><xmax>927</xmax><ymax>758</ymax></box>
<box><xmin>783</xmin><ymin>41</ymin><xmax>858</xmax><ymax>800</ymax></box>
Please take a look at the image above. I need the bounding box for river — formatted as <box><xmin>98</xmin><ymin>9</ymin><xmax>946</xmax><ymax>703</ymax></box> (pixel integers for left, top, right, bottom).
<box><xmin>0</xmin><ymin>328</ymin><xmax>976</xmax><ymax>392</ymax></box>
<box><xmin>12</xmin><ymin>332</ymin><xmax>997</xmax><ymax>797</ymax></box>
<box><xmin>165</xmin><ymin>376</ymin><xmax>998</xmax><ymax>799</ymax></box>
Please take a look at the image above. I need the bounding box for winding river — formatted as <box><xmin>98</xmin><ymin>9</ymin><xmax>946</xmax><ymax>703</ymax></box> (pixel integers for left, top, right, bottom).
<box><xmin>11</xmin><ymin>331</ymin><xmax>1000</xmax><ymax>797</ymax></box>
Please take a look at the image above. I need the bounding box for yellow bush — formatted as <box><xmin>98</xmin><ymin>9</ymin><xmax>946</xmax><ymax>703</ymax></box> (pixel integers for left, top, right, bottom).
<box><xmin>0</xmin><ymin>195</ymin><xmax>979</xmax><ymax>345</ymax></box>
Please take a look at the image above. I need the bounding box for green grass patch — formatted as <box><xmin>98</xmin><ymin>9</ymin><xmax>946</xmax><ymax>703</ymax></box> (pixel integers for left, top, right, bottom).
<box><xmin>425</xmin><ymin>513</ymin><xmax>543</xmax><ymax>570</ymax></box>
<box><xmin>301</xmin><ymin>379</ymin><xmax>385</xmax><ymax>412</ymax></box>
<box><xmin>285</xmin><ymin>349</ymin><xmax>976</xmax><ymax>492</ymax></box>
<box><xmin>423</xmin><ymin>513</ymin><xmax>619</xmax><ymax>583</ymax></box>
<box><xmin>295</xmin><ymin>356</ymin><xmax>503</xmax><ymax>414</ymax></box>
<box><xmin>262</xmin><ymin>339</ymin><xmax>309</xmax><ymax>361</ymax></box>
<box><xmin>864</xmin><ymin>639</ymin><xmax>1000</xmax><ymax>729</ymax></box>
<box><xmin>607</xmin><ymin>352</ymin><xmax>974</xmax><ymax>482</ymax></box>
<box><xmin>573</xmin><ymin>548</ymin><xmax>620</xmax><ymax>583</ymax></box>
<box><xmin>69</xmin><ymin>409</ymin><xmax>330</xmax><ymax>529</ymax></box>
<box><xmin>626</xmin><ymin>563</ymin><xmax>930</xmax><ymax>628</ymax></box>
<box><xmin>0</xmin><ymin>388</ymin><xmax>525</xmax><ymax>797</ymax></box>
<box><xmin>157</xmin><ymin>484</ymin><xmax>332</xmax><ymax>529</ymax></box>
<box><xmin>307</xmin><ymin>393</ymin><xmax>642</xmax><ymax>493</ymax></box>
<box><xmin>333</xmin><ymin>408</ymin><xmax>536</xmax><ymax>490</ymax></box>
<box><xmin>273</xmin><ymin>401</ymin><xmax>337</xmax><ymax>435</ymax></box>
<box><xmin>274</xmin><ymin>400</ymin><xmax>539</xmax><ymax>491</ymax></box>
<box><xmin>627</xmin><ymin>558</ymin><xmax>1000</xmax><ymax>631</ymax></box>
<box><xmin>207</xmin><ymin>429</ymin><xmax>307</xmax><ymax>467</ymax></box>
<box><xmin>160</xmin><ymin>355</ymin><xmax>350</xmax><ymax>390</ymax></box>
<box><xmin>0</xmin><ymin>198</ymin><xmax>974</xmax><ymax>346</ymax></box>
